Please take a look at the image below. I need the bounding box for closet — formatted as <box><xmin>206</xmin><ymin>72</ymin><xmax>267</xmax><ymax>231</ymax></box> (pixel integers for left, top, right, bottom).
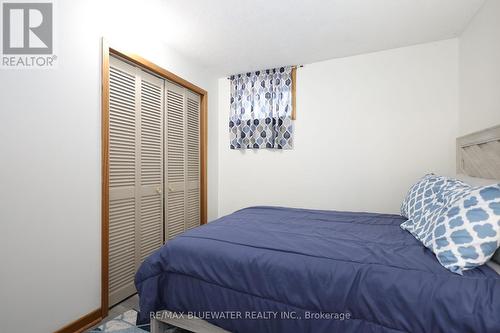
<box><xmin>108</xmin><ymin>56</ymin><xmax>201</xmax><ymax>306</ymax></box>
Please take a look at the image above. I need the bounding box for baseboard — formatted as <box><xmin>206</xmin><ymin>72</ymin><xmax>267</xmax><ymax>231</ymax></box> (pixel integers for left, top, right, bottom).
<box><xmin>54</xmin><ymin>308</ymin><xmax>102</xmax><ymax>333</ymax></box>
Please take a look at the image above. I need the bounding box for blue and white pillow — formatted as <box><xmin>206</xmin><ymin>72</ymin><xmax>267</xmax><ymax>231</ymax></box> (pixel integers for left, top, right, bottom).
<box><xmin>400</xmin><ymin>175</ymin><xmax>470</xmax><ymax>247</ymax></box>
<box><xmin>430</xmin><ymin>185</ymin><xmax>500</xmax><ymax>274</ymax></box>
<box><xmin>400</xmin><ymin>174</ymin><xmax>436</xmax><ymax>219</ymax></box>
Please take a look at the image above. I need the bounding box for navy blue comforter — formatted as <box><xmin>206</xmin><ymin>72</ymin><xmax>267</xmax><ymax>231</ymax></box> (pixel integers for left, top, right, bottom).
<box><xmin>135</xmin><ymin>207</ymin><xmax>500</xmax><ymax>333</ymax></box>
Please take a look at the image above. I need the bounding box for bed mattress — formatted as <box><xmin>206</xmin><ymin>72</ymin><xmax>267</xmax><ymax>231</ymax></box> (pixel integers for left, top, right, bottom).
<box><xmin>135</xmin><ymin>206</ymin><xmax>500</xmax><ymax>332</ymax></box>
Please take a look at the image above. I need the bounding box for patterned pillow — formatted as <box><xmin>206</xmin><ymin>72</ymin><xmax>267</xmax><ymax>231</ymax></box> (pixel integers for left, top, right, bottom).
<box><xmin>400</xmin><ymin>174</ymin><xmax>435</xmax><ymax>219</ymax></box>
<box><xmin>400</xmin><ymin>175</ymin><xmax>470</xmax><ymax>247</ymax></box>
<box><xmin>430</xmin><ymin>185</ymin><xmax>500</xmax><ymax>274</ymax></box>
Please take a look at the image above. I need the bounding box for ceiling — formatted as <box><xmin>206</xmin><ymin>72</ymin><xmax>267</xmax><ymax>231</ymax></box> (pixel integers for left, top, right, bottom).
<box><xmin>157</xmin><ymin>0</ymin><xmax>485</xmax><ymax>75</ymax></box>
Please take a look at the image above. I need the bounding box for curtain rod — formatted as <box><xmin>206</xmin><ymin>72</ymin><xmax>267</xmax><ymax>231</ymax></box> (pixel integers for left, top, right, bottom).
<box><xmin>226</xmin><ymin>65</ymin><xmax>304</xmax><ymax>80</ymax></box>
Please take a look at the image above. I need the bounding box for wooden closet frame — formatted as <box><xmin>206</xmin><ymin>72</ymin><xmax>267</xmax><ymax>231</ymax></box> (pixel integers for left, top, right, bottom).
<box><xmin>101</xmin><ymin>39</ymin><xmax>208</xmax><ymax>316</ymax></box>
<box><xmin>100</xmin><ymin>39</ymin><xmax>208</xmax><ymax>318</ymax></box>
<box><xmin>102</xmin><ymin>40</ymin><xmax>207</xmax><ymax>322</ymax></box>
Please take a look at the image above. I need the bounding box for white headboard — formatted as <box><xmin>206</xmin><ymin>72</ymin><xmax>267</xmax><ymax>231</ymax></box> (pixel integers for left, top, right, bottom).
<box><xmin>456</xmin><ymin>125</ymin><xmax>500</xmax><ymax>179</ymax></box>
<box><xmin>456</xmin><ymin>125</ymin><xmax>500</xmax><ymax>266</ymax></box>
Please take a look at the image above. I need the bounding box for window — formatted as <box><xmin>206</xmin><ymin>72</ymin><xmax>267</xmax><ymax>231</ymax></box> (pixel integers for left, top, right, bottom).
<box><xmin>229</xmin><ymin>66</ymin><xmax>296</xmax><ymax>149</ymax></box>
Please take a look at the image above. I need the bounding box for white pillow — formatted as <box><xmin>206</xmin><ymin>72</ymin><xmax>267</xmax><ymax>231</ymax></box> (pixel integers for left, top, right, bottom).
<box><xmin>455</xmin><ymin>174</ymin><xmax>498</xmax><ymax>187</ymax></box>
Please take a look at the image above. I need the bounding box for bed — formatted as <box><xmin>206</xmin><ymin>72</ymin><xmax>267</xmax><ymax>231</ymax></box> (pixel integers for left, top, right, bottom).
<box><xmin>136</xmin><ymin>206</ymin><xmax>499</xmax><ymax>332</ymax></box>
<box><xmin>136</xmin><ymin>125</ymin><xmax>500</xmax><ymax>333</ymax></box>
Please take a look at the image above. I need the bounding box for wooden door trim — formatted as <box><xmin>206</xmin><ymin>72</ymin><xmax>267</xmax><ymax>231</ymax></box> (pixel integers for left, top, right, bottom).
<box><xmin>101</xmin><ymin>38</ymin><xmax>111</xmax><ymax>319</ymax></box>
<box><xmin>100</xmin><ymin>38</ymin><xmax>208</xmax><ymax>319</ymax></box>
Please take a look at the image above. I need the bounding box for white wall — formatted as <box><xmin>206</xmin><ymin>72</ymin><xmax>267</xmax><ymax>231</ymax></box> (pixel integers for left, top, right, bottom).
<box><xmin>0</xmin><ymin>0</ymin><xmax>218</xmax><ymax>332</ymax></box>
<box><xmin>459</xmin><ymin>0</ymin><xmax>500</xmax><ymax>135</ymax></box>
<box><xmin>1</xmin><ymin>1</ymin><xmax>485</xmax><ymax>330</ymax></box>
<box><xmin>218</xmin><ymin>39</ymin><xmax>459</xmax><ymax>217</ymax></box>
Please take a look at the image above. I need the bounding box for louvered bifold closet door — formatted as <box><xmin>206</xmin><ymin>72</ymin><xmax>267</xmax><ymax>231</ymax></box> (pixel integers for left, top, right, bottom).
<box><xmin>164</xmin><ymin>82</ymin><xmax>186</xmax><ymax>239</ymax></box>
<box><xmin>108</xmin><ymin>56</ymin><xmax>164</xmax><ymax>307</ymax></box>
<box><xmin>165</xmin><ymin>82</ymin><xmax>201</xmax><ymax>240</ymax></box>
<box><xmin>109</xmin><ymin>57</ymin><xmax>138</xmax><ymax>307</ymax></box>
<box><xmin>186</xmin><ymin>91</ymin><xmax>201</xmax><ymax>230</ymax></box>
<box><xmin>138</xmin><ymin>71</ymin><xmax>164</xmax><ymax>262</ymax></box>
<box><xmin>165</xmin><ymin>82</ymin><xmax>186</xmax><ymax>240</ymax></box>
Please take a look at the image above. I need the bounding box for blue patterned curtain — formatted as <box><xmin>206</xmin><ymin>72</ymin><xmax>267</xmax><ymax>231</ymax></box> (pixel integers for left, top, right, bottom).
<box><xmin>229</xmin><ymin>67</ymin><xmax>294</xmax><ymax>149</ymax></box>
